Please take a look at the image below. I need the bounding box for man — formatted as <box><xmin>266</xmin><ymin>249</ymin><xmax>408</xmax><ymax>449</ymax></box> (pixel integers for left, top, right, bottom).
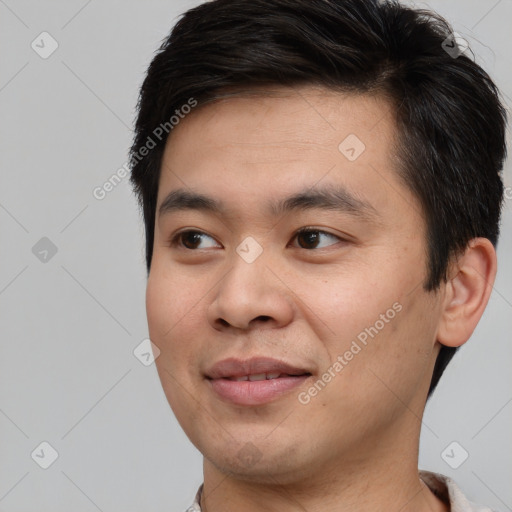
<box><xmin>129</xmin><ymin>0</ymin><xmax>507</xmax><ymax>510</ymax></box>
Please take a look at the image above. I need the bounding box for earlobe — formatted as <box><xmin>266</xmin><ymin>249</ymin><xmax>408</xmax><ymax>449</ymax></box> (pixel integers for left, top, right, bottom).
<box><xmin>436</xmin><ymin>238</ymin><xmax>497</xmax><ymax>348</ymax></box>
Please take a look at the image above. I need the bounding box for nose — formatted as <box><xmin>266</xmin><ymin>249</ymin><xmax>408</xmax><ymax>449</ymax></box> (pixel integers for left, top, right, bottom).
<box><xmin>206</xmin><ymin>248</ymin><xmax>295</xmax><ymax>332</ymax></box>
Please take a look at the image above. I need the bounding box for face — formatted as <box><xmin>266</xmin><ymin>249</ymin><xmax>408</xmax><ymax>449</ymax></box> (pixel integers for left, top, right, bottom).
<box><xmin>146</xmin><ymin>86</ymin><xmax>444</xmax><ymax>485</ymax></box>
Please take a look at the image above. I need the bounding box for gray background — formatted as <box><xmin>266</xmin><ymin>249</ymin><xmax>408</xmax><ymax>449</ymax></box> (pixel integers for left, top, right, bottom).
<box><xmin>0</xmin><ymin>1</ymin><xmax>510</xmax><ymax>511</ymax></box>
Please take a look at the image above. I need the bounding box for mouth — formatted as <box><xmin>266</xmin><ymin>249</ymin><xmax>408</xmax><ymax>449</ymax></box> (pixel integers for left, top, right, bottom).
<box><xmin>205</xmin><ymin>357</ymin><xmax>313</xmax><ymax>406</ymax></box>
<box><xmin>221</xmin><ymin>371</ymin><xmax>311</xmax><ymax>381</ymax></box>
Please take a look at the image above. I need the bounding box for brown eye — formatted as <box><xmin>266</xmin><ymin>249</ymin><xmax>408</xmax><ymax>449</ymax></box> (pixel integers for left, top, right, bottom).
<box><xmin>293</xmin><ymin>228</ymin><xmax>342</xmax><ymax>250</ymax></box>
<box><xmin>170</xmin><ymin>230</ymin><xmax>219</xmax><ymax>250</ymax></box>
<box><xmin>168</xmin><ymin>228</ymin><xmax>343</xmax><ymax>251</ymax></box>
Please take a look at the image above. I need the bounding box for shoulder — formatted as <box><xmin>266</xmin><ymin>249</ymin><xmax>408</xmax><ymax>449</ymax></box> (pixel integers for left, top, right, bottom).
<box><xmin>184</xmin><ymin>483</ymin><xmax>203</xmax><ymax>512</ymax></box>
<box><xmin>420</xmin><ymin>470</ymin><xmax>499</xmax><ymax>512</ymax></box>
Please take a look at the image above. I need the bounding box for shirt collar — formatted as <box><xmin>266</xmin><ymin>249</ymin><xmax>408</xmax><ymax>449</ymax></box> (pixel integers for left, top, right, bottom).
<box><xmin>187</xmin><ymin>471</ymin><xmax>496</xmax><ymax>511</ymax></box>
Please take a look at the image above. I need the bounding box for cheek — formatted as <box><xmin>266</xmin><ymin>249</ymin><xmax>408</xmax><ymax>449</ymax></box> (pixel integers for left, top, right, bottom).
<box><xmin>343</xmin><ymin>290</ymin><xmax>439</xmax><ymax>410</ymax></box>
<box><xmin>145</xmin><ymin>270</ymin><xmax>205</xmax><ymax>376</ymax></box>
<box><xmin>146</xmin><ymin>271</ymin><xmax>207</xmax><ymax>425</ymax></box>
<box><xmin>292</xmin><ymin>268</ymin><xmax>396</xmax><ymax>351</ymax></box>
<box><xmin>299</xmin><ymin>265</ymin><xmax>437</xmax><ymax>395</ymax></box>
<box><xmin>146</xmin><ymin>266</ymin><xmax>201</xmax><ymax>337</ymax></box>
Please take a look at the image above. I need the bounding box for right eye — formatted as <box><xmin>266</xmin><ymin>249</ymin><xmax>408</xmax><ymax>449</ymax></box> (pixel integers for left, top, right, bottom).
<box><xmin>168</xmin><ymin>230</ymin><xmax>221</xmax><ymax>250</ymax></box>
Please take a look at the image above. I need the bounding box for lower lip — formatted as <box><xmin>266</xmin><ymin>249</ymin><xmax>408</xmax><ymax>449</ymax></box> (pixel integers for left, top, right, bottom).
<box><xmin>208</xmin><ymin>375</ymin><xmax>311</xmax><ymax>405</ymax></box>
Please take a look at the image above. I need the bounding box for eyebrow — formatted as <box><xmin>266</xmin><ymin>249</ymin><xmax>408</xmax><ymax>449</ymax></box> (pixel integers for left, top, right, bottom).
<box><xmin>158</xmin><ymin>185</ymin><xmax>379</xmax><ymax>221</ymax></box>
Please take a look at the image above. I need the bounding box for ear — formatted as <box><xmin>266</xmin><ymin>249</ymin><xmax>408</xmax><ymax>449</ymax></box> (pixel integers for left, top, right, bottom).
<box><xmin>436</xmin><ymin>238</ymin><xmax>497</xmax><ymax>348</ymax></box>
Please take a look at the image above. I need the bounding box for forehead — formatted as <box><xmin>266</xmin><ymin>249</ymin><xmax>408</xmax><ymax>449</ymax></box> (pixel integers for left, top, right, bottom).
<box><xmin>156</xmin><ymin>86</ymin><xmax>421</xmax><ymax>229</ymax></box>
<box><xmin>166</xmin><ymin>85</ymin><xmax>395</xmax><ymax>155</ymax></box>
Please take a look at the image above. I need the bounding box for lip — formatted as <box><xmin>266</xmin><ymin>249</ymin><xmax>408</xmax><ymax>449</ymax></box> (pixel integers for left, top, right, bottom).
<box><xmin>205</xmin><ymin>356</ymin><xmax>311</xmax><ymax>379</ymax></box>
<box><xmin>205</xmin><ymin>357</ymin><xmax>312</xmax><ymax>406</ymax></box>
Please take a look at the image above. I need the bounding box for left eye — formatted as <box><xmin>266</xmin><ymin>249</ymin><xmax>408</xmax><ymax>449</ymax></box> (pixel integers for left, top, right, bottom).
<box><xmin>169</xmin><ymin>228</ymin><xmax>342</xmax><ymax>251</ymax></box>
<box><xmin>291</xmin><ymin>228</ymin><xmax>342</xmax><ymax>250</ymax></box>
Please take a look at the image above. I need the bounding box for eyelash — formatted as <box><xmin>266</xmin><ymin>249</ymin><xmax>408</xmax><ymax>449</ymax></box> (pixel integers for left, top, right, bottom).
<box><xmin>167</xmin><ymin>227</ymin><xmax>345</xmax><ymax>251</ymax></box>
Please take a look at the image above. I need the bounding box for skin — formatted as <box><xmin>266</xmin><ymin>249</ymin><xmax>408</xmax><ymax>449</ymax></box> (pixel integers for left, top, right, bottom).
<box><xmin>146</xmin><ymin>85</ymin><xmax>496</xmax><ymax>512</ymax></box>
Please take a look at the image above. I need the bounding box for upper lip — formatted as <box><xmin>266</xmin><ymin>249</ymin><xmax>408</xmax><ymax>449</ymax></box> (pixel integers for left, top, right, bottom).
<box><xmin>205</xmin><ymin>357</ymin><xmax>312</xmax><ymax>379</ymax></box>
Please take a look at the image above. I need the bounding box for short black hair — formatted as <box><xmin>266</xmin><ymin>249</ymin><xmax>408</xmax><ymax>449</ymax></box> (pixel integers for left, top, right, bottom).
<box><xmin>129</xmin><ymin>0</ymin><xmax>507</xmax><ymax>399</ymax></box>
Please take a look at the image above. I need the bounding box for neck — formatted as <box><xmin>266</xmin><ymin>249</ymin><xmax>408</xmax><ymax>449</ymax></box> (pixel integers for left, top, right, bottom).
<box><xmin>199</xmin><ymin>422</ymin><xmax>449</xmax><ymax>512</ymax></box>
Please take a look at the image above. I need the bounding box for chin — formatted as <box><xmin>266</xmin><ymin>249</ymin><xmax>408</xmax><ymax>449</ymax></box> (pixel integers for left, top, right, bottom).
<box><xmin>203</xmin><ymin>436</ymin><xmax>318</xmax><ymax>486</ymax></box>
